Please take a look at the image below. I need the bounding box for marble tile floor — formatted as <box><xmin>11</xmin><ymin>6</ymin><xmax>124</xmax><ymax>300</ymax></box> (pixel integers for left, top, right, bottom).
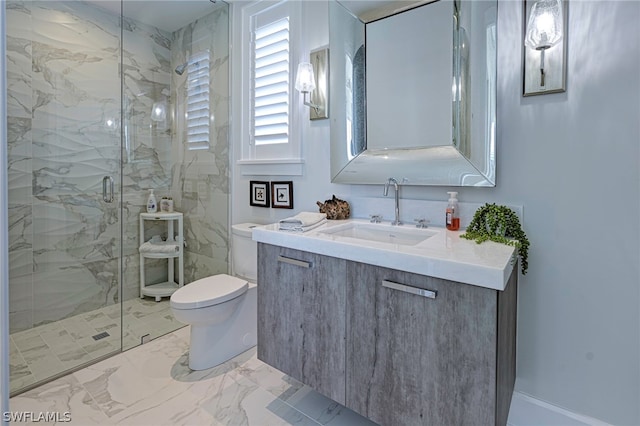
<box><xmin>10</xmin><ymin>327</ymin><xmax>379</xmax><ymax>426</ymax></box>
<box><xmin>9</xmin><ymin>324</ymin><xmax>593</xmax><ymax>426</ymax></box>
<box><xmin>10</xmin><ymin>297</ymin><xmax>184</xmax><ymax>395</ymax></box>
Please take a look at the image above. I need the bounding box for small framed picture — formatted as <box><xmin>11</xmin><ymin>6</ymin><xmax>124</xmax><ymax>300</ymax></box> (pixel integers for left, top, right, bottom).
<box><xmin>271</xmin><ymin>181</ymin><xmax>293</xmax><ymax>209</ymax></box>
<box><xmin>249</xmin><ymin>181</ymin><xmax>270</xmax><ymax>208</ymax></box>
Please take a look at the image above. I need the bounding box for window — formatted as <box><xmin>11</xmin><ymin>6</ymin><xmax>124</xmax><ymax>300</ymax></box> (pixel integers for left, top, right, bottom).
<box><xmin>253</xmin><ymin>17</ymin><xmax>289</xmax><ymax>146</ymax></box>
<box><xmin>239</xmin><ymin>1</ymin><xmax>303</xmax><ymax>175</ymax></box>
<box><xmin>186</xmin><ymin>50</ymin><xmax>211</xmax><ymax>151</ymax></box>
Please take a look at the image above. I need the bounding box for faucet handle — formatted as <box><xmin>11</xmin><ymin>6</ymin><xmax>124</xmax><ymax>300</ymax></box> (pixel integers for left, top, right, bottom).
<box><xmin>414</xmin><ymin>218</ymin><xmax>430</xmax><ymax>228</ymax></box>
<box><xmin>370</xmin><ymin>214</ymin><xmax>383</xmax><ymax>223</ymax></box>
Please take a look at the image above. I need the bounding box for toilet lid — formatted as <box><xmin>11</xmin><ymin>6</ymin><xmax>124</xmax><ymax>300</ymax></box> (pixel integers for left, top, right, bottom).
<box><xmin>170</xmin><ymin>274</ymin><xmax>248</xmax><ymax>309</ymax></box>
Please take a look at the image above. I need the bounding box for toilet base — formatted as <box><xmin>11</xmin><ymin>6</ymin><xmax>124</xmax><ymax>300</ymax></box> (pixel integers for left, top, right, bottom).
<box><xmin>188</xmin><ymin>283</ymin><xmax>257</xmax><ymax>370</ymax></box>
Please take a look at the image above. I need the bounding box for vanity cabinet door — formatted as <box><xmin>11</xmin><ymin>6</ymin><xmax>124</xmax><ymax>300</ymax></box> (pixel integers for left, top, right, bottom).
<box><xmin>346</xmin><ymin>262</ymin><xmax>500</xmax><ymax>426</ymax></box>
<box><xmin>257</xmin><ymin>243</ymin><xmax>347</xmax><ymax>404</ymax></box>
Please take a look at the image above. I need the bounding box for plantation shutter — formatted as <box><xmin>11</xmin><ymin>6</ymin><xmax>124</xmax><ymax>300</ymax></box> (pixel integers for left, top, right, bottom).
<box><xmin>187</xmin><ymin>50</ymin><xmax>211</xmax><ymax>151</ymax></box>
<box><xmin>252</xmin><ymin>17</ymin><xmax>290</xmax><ymax>146</ymax></box>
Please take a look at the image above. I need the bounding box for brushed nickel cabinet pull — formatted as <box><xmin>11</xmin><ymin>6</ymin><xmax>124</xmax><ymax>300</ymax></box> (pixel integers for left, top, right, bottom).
<box><xmin>277</xmin><ymin>255</ymin><xmax>311</xmax><ymax>268</ymax></box>
<box><xmin>382</xmin><ymin>279</ymin><xmax>436</xmax><ymax>299</ymax></box>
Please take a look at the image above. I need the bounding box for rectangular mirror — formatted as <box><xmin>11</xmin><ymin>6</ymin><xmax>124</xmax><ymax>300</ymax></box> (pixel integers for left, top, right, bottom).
<box><xmin>329</xmin><ymin>0</ymin><xmax>497</xmax><ymax>186</ymax></box>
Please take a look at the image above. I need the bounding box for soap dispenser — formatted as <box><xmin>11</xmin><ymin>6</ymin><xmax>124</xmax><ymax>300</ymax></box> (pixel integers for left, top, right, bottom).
<box><xmin>446</xmin><ymin>191</ymin><xmax>460</xmax><ymax>231</ymax></box>
<box><xmin>146</xmin><ymin>189</ymin><xmax>157</xmax><ymax>213</ymax></box>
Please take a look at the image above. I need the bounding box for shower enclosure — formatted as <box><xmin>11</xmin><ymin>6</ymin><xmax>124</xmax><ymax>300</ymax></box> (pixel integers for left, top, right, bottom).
<box><xmin>5</xmin><ymin>0</ymin><xmax>229</xmax><ymax>395</ymax></box>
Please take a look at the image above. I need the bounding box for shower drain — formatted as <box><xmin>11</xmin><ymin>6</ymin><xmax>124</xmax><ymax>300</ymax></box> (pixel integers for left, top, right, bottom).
<box><xmin>92</xmin><ymin>331</ymin><xmax>110</xmax><ymax>341</ymax></box>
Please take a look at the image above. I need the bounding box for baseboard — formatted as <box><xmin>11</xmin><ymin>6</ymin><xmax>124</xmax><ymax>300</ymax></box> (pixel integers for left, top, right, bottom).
<box><xmin>508</xmin><ymin>391</ymin><xmax>613</xmax><ymax>426</ymax></box>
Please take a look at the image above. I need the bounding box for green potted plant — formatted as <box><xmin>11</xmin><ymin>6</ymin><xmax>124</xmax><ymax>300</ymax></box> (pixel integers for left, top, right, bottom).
<box><xmin>460</xmin><ymin>203</ymin><xmax>530</xmax><ymax>275</ymax></box>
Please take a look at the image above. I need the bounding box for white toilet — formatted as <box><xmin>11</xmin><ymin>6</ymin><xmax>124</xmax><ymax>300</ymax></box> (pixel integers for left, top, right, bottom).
<box><xmin>170</xmin><ymin>223</ymin><xmax>259</xmax><ymax>370</ymax></box>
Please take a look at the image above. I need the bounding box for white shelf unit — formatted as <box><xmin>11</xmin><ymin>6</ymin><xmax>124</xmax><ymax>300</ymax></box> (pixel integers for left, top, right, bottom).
<box><xmin>139</xmin><ymin>212</ymin><xmax>184</xmax><ymax>301</ymax></box>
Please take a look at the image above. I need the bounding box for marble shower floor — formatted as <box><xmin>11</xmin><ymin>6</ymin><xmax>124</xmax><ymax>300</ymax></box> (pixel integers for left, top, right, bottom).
<box><xmin>9</xmin><ymin>297</ymin><xmax>184</xmax><ymax>395</ymax></box>
<box><xmin>10</xmin><ymin>327</ymin><xmax>378</xmax><ymax>426</ymax></box>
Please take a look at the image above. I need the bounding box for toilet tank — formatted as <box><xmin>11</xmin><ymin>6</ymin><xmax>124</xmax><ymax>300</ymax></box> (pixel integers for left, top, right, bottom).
<box><xmin>231</xmin><ymin>223</ymin><xmax>260</xmax><ymax>282</ymax></box>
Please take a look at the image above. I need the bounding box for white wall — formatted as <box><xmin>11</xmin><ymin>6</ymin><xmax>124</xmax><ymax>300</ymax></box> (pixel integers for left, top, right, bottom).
<box><xmin>495</xmin><ymin>2</ymin><xmax>639</xmax><ymax>423</ymax></box>
<box><xmin>234</xmin><ymin>1</ymin><xmax>640</xmax><ymax>423</ymax></box>
<box><xmin>231</xmin><ymin>0</ymin><xmax>346</xmax><ymax>227</ymax></box>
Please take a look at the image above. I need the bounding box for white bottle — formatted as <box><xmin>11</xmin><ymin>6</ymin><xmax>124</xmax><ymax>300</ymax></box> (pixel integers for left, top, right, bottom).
<box><xmin>445</xmin><ymin>191</ymin><xmax>459</xmax><ymax>231</ymax></box>
<box><xmin>146</xmin><ymin>189</ymin><xmax>157</xmax><ymax>213</ymax></box>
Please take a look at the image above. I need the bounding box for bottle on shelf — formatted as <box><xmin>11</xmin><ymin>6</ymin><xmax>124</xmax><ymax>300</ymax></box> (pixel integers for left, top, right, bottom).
<box><xmin>446</xmin><ymin>191</ymin><xmax>460</xmax><ymax>231</ymax></box>
<box><xmin>160</xmin><ymin>196</ymin><xmax>174</xmax><ymax>213</ymax></box>
<box><xmin>147</xmin><ymin>189</ymin><xmax>157</xmax><ymax>213</ymax></box>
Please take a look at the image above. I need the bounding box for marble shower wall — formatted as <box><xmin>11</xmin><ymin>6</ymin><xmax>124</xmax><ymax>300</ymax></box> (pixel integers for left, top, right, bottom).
<box><xmin>6</xmin><ymin>1</ymin><xmax>122</xmax><ymax>333</ymax></box>
<box><xmin>6</xmin><ymin>1</ymin><xmax>228</xmax><ymax>334</ymax></box>
<box><xmin>170</xmin><ymin>6</ymin><xmax>230</xmax><ymax>284</ymax></box>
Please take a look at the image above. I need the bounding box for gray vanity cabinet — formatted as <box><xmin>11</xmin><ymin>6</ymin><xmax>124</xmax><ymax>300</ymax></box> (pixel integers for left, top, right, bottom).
<box><xmin>257</xmin><ymin>243</ymin><xmax>347</xmax><ymax>404</ymax></box>
<box><xmin>346</xmin><ymin>262</ymin><xmax>517</xmax><ymax>426</ymax></box>
<box><xmin>257</xmin><ymin>242</ymin><xmax>517</xmax><ymax>426</ymax></box>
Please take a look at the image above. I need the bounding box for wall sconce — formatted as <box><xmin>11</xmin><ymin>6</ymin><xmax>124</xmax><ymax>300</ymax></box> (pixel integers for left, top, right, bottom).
<box><xmin>295</xmin><ymin>47</ymin><xmax>329</xmax><ymax>120</ymax></box>
<box><xmin>523</xmin><ymin>0</ymin><xmax>567</xmax><ymax>96</ymax></box>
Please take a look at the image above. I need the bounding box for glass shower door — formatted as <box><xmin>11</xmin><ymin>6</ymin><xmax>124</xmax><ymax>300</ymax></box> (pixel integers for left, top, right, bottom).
<box><xmin>6</xmin><ymin>1</ymin><xmax>122</xmax><ymax>394</ymax></box>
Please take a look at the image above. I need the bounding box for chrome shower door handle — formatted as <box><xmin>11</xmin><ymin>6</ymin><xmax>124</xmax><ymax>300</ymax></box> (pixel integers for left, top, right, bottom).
<box><xmin>102</xmin><ymin>176</ymin><xmax>114</xmax><ymax>203</ymax></box>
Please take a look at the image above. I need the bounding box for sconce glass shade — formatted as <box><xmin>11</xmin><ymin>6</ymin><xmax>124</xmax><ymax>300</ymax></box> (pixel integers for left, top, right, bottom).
<box><xmin>524</xmin><ymin>0</ymin><xmax>563</xmax><ymax>50</ymax></box>
<box><xmin>295</xmin><ymin>62</ymin><xmax>316</xmax><ymax>93</ymax></box>
<box><xmin>151</xmin><ymin>100</ymin><xmax>167</xmax><ymax>122</ymax></box>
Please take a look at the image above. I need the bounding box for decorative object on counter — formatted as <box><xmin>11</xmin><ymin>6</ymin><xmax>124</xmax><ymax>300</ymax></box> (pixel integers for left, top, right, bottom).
<box><xmin>316</xmin><ymin>195</ymin><xmax>350</xmax><ymax>220</ymax></box>
<box><xmin>445</xmin><ymin>191</ymin><xmax>460</xmax><ymax>231</ymax></box>
<box><xmin>160</xmin><ymin>196</ymin><xmax>174</xmax><ymax>213</ymax></box>
<box><xmin>461</xmin><ymin>203</ymin><xmax>530</xmax><ymax>275</ymax></box>
<box><xmin>146</xmin><ymin>189</ymin><xmax>157</xmax><ymax>213</ymax></box>
<box><xmin>249</xmin><ymin>181</ymin><xmax>270</xmax><ymax>208</ymax></box>
<box><xmin>271</xmin><ymin>181</ymin><xmax>294</xmax><ymax>209</ymax></box>
<box><xmin>278</xmin><ymin>212</ymin><xmax>327</xmax><ymax>232</ymax></box>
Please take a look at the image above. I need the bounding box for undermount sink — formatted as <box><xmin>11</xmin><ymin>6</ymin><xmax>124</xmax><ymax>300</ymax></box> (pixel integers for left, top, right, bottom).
<box><xmin>318</xmin><ymin>222</ymin><xmax>438</xmax><ymax>246</ymax></box>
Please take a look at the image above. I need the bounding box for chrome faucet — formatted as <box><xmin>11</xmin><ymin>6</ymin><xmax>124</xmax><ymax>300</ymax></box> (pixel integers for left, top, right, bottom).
<box><xmin>383</xmin><ymin>177</ymin><xmax>402</xmax><ymax>226</ymax></box>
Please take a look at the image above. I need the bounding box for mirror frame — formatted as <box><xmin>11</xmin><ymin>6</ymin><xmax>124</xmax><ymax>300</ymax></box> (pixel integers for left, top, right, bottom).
<box><xmin>329</xmin><ymin>0</ymin><xmax>497</xmax><ymax>187</ymax></box>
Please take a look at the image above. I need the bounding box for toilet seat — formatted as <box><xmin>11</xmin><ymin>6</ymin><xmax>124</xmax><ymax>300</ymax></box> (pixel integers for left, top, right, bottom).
<box><xmin>170</xmin><ymin>274</ymin><xmax>248</xmax><ymax>310</ymax></box>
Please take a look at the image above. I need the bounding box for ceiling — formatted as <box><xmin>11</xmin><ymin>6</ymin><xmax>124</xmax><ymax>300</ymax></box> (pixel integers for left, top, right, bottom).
<box><xmin>87</xmin><ymin>0</ymin><xmax>221</xmax><ymax>33</ymax></box>
<box><xmin>86</xmin><ymin>0</ymin><xmax>432</xmax><ymax>32</ymax></box>
<box><xmin>338</xmin><ymin>0</ymin><xmax>431</xmax><ymax>22</ymax></box>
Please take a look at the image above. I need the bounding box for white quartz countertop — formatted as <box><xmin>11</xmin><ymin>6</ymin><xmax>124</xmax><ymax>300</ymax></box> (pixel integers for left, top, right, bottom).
<box><xmin>252</xmin><ymin>219</ymin><xmax>517</xmax><ymax>291</ymax></box>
